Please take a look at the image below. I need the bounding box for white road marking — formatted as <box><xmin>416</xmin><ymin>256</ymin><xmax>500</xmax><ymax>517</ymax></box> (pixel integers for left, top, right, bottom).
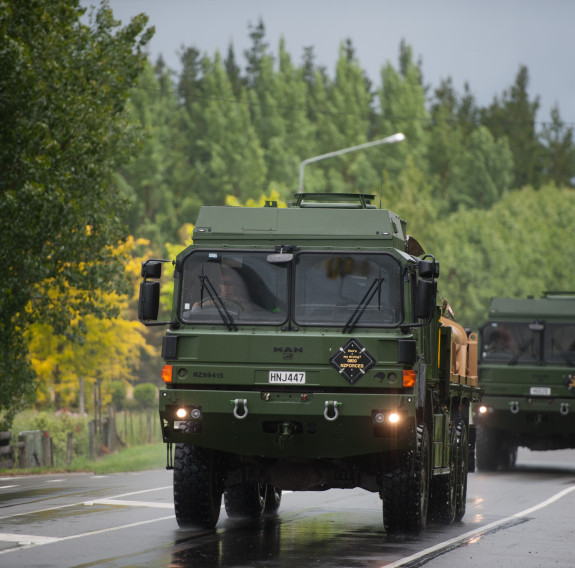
<box><xmin>0</xmin><ymin>484</ymin><xmax>173</xmax><ymax>522</ymax></box>
<box><xmin>382</xmin><ymin>485</ymin><xmax>575</xmax><ymax>568</ymax></box>
<box><xmin>0</xmin><ymin>483</ymin><xmax>175</xmax><ymax>553</ymax></box>
<box><xmin>85</xmin><ymin>498</ymin><xmax>173</xmax><ymax>509</ymax></box>
<box><xmin>0</xmin><ymin>534</ymin><xmax>60</xmax><ymax>546</ymax></box>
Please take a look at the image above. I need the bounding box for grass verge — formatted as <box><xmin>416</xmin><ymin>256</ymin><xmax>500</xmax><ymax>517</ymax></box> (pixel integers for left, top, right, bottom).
<box><xmin>0</xmin><ymin>443</ymin><xmax>166</xmax><ymax>476</ymax></box>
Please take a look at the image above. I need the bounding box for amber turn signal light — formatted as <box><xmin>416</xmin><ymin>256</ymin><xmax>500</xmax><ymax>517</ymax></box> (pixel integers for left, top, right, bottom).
<box><xmin>402</xmin><ymin>370</ymin><xmax>416</xmax><ymax>388</ymax></box>
<box><xmin>162</xmin><ymin>364</ymin><xmax>173</xmax><ymax>383</ymax></box>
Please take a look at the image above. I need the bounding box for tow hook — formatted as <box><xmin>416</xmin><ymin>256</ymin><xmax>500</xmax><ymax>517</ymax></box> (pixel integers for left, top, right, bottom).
<box><xmin>509</xmin><ymin>401</ymin><xmax>520</xmax><ymax>414</ymax></box>
<box><xmin>324</xmin><ymin>400</ymin><xmax>342</xmax><ymax>422</ymax></box>
<box><xmin>231</xmin><ymin>398</ymin><xmax>248</xmax><ymax>419</ymax></box>
<box><xmin>560</xmin><ymin>402</ymin><xmax>570</xmax><ymax>416</ymax></box>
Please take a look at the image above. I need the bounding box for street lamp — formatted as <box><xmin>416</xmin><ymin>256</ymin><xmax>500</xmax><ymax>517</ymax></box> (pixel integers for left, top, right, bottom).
<box><xmin>298</xmin><ymin>132</ymin><xmax>405</xmax><ymax>193</ymax></box>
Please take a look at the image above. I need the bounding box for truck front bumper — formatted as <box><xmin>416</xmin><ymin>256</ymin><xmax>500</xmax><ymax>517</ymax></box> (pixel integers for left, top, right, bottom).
<box><xmin>160</xmin><ymin>388</ymin><xmax>417</xmax><ymax>459</ymax></box>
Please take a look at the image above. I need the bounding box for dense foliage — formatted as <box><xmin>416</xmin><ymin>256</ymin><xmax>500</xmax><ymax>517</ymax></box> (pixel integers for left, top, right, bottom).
<box><xmin>120</xmin><ymin>22</ymin><xmax>574</xmax><ymax>327</ymax></box>
<box><xmin>1</xmin><ymin>7</ymin><xmax>574</xmax><ymax>428</ymax></box>
<box><xmin>0</xmin><ymin>0</ymin><xmax>152</xmax><ymax>427</ymax></box>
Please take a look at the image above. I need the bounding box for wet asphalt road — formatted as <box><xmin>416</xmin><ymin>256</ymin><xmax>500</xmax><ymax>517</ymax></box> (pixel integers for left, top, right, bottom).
<box><xmin>0</xmin><ymin>448</ymin><xmax>574</xmax><ymax>568</ymax></box>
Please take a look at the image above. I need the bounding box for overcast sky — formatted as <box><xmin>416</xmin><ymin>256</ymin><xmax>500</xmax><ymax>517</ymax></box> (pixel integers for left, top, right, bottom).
<box><xmin>86</xmin><ymin>0</ymin><xmax>574</xmax><ymax>126</ymax></box>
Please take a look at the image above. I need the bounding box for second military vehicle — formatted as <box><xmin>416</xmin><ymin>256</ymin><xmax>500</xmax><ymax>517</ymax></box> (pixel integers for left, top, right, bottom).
<box><xmin>139</xmin><ymin>193</ymin><xmax>482</xmax><ymax>532</ymax></box>
<box><xmin>475</xmin><ymin>293</ymin><xmax>575</xmax><ymax>470</ymax></box>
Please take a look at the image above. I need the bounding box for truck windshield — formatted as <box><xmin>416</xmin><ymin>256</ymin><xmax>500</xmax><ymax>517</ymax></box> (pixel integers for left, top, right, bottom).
<box><xmin>179</xmin><ymin>251</ymin><xmax>288</xmax><ymax>325</ymax></box>
<box><xmin>544</xmin><ymin>324</ymin><xmax>575</xmax><ymax>365</ymax></box>
<box><xmin>293</xmin><ymin>252</ymin><xmax>402</xmax><ymax>327</ymax></box>
<box><xmin>179</xmin><ymin>250</ymin><xmax>403</xmax><ymax>327</ymax></box>
<box><xmin>482</xmin><ymin>321</ymin><xmax>575</xmax><ymax>366</ymax></box>
<box><xmin>481</xmin><ymin>322</ymin><xmax>541</xmax><ymax>364</ymax></box>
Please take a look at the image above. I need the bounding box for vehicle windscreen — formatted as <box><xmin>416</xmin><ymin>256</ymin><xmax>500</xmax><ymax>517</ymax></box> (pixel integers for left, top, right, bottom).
<box><xmin>481</xmin><ymin>322</ymin><xmax>541</xmax><ymax>364</ymax></box>
<box><xmin>179</xmin><ymin>251</ymin><xmax>288</xmax><ymax>325</ymax></box>
<box><xmin>544</xmin><ymin>323</ymin><xmax>575</xmax><ymax>365</ymax></box>
<box><xmin>293</xmin><ymin>252</ymin><xmax>403</xmax><ymax>327</ymax></box>
<box><xmin>179</xmin><ymin>250</ymin><xmax>403</xmax><ymax>327</ymax></box>
<box><xmin>482</xmin><ymin>321</ymin><xmax>575</xmax><ymax>365</ymax></box>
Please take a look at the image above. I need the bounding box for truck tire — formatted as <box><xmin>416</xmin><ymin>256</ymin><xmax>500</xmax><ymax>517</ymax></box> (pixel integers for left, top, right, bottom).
<box><xmin>428</xmin><ymin>423</ymin><xmax>457</xmax><ymax>525</ymax></box>
<box><xmin>382</xmin><ymin>424</ymin><xmax>430</xmax><ymax>533</ymax></box>
<box><xmin>454</xmin><ymin>421</ymin><xmax>469</xmax><ymax>522</ymax></box>
<box><xmin>173</xmin><ymin>444</ymin><xmax>223</xmax><ymax>530</ymax></box>
<box><xmin>263</xmin><ymin>485</ymin><xmax>282</xmax><ymax>514</ymax></box>
<box><xmin>476</xmin><ymin>426</ymin><xmax>502</xmax><ymax>471</ymax></box>
<box><xmin>224</xmin><ymin>482</ymin><xmax>267</xmax><ymax>518</ymax></box>
<box><xmin>498</xmin><ymin>439</ymin><xmax>518</xmax><ymax>470</ymax></box>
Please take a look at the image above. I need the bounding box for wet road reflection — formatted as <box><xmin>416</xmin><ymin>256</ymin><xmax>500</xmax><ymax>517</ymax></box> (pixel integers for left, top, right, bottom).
<box><xmin>167</xmin><ymin>507</ymin><xmax>474</xmax><ymax>568</ymax></box>
<box><xmin>2</xmin><ymin>450</ymin><xmax>574</xmax><ymax>568</ymax></box>
<box><xmin>170</xmin><ymin>516</ymin><xmax>414</xmax><ymax>568</ymax></box>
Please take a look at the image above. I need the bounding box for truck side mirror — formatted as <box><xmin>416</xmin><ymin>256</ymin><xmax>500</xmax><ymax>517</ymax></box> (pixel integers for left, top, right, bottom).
<box><xmin>139</xmin><ymin>259</ymin><xmax>170</xmax><ymax>326</ymax></box>
<box><xmin>139</xmin><ymin>281</ymin><xmax>160</xmax><ymax>321</ymax></box>
<box><xmin>142</xmin><ymin>260</ymin><xmax>163</xmax><ymax>279</ymax></box>
<box><xmin>418</xmin><ymin>259</ymin><xmax>440</xmax><ymax>279</ymax></box>
<box><xmin>415</xmin><ymin>279</ymin><xmax>437</xmax><ymax>320</ymax></box>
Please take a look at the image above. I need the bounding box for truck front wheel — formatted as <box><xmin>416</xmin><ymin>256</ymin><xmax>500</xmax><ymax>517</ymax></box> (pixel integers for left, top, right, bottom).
<box><xmin>499</xmin><ymin>440</ymin><xmax>518</xmax><ymax>470</ymax></box>
<box><xmin>476</xmin><ymin>426</ymin><xmax>502</xmax><ymax>471</ymax></box>
<box><xmin>382</xmin><ymin>423</ymin><xmax>430</xmax><ymax>533</ymax></box>
<box><xmin>173</xmin><ymin>444</ymin><xmax>224</xmax><ymax>529</ymax></box>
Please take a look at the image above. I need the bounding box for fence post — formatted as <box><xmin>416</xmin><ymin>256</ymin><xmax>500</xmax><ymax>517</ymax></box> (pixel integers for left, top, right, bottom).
<box><xmin>66</xmin><ymin>432</ymin><xmax>73</xmax><ymax>465</ymax></box>
<box><xmin>0</xmin><ymin>432</ymin><xmax>14</xmax><ymax>468</ymax></box>
<box><xmin>41</xmin><ymin>431</ymin><xmax>53</xmax><ymax>467</ymax></box>
<box><xmin>107</xmin><ymin>408</ymin><xmax>116</xmax><ymax>453</ymax></box>
<box><xmin>89</xmin><ymin>420</ymin><xmax>96</xmax><ymax>460</ymax></box>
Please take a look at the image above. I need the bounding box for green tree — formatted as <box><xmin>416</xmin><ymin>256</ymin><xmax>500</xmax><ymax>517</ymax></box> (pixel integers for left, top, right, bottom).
<box><xmin>225</xmin><ymin>44</ymin><xmax>244</xmax><ymax>98</ymax></box>
<box><xmin>0</xmin><ymin>0</ymin><xmax>152</xmax><ymax>428</ymax></box>
<box><xmin>374</xmin><ymin>41</ymin><xmax>429</xmax><ymax>186</ymax></box>
<box><xmin>481</xmin><ymin>65</ymin><xmax>542</xmax><ymax>189</ymax></box>
<box><xmin>307</xmin><ymin>40</ymin><xmax>377</xmax><ymax>193</ymax></box>
<box><xmin>188</xmin><ymin>52</ymin><xmax>267</xmax><ymax>203</ymax></box>
<box><xmin>430</xmin><ymin>185</ymin><xmax>575</xmax><ymax>326</ymax></box>
<box><xmin>446</xmin><ymin>126</ymin><xmax>514</xmax><ymax>211</ymax></box>
<box><xmin>539</xmin><ymin>105</ymin><xmax>575</xmax><ymax>188</ymax></box>
<box><xmin>427</xmin><ymin>78</ymin><xmax>480</xmax><ymax>204</ymax></box>
<box><xmin>244</xmin><ymin>18</ymin><xmax>269</xmax><ymax>87</ymax></box>
<box><xmin>117</xmin><ymin>61</ymin><xmax>199</xmax><ymax>247</ymax></box>
<box><xmin>133</xmin><ymin>383</ymin><xmax>158</xmax><ymax>409</ymax></box>
<box><xmin>248</xmin><ymin>37</ymin><xmax>315</xmax><ymax>196</ymax></box>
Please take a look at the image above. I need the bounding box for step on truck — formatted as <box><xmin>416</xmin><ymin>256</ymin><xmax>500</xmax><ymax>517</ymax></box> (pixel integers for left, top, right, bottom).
<box><xmin>474</xmin><ymin>293</ymin><xmax>575</xmax><ymax>471</ymax></box>
<box><xmin>139</xmin><ymin>193</ymin><xmax>482</xmax><ymax>533</ymax></box>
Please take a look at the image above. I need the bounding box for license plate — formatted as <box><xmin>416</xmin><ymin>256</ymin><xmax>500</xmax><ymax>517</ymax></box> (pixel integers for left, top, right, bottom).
<box><xmin>268</xmin><ymin>371</ymin><xmax>306</xmax><ymax>384</ymax></box>
<box><xmin>530</xmin><ymin>386</ymin><xmax>551</xmax><ymax>396</ymax></box>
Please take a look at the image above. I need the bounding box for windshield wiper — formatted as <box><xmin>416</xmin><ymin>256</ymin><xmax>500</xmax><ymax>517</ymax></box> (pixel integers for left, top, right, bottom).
<box><xmin>551</xmin><ymin>338</ymin><xmax>575</xmax><ymax>366</ymax></box>
<box><xmin>342</xmin><ymin>278</ymin><xmax>384</xmax><ymax>334</ymax></box>
<box><xmin>198</xmin><ymin>274</ymin><xmax>238</xmax><ymax>331</ymax></box>
<box><xmin>508</xmin><ymin>337</ymin><xmax>534</xmax><ymax>366</ymax></box>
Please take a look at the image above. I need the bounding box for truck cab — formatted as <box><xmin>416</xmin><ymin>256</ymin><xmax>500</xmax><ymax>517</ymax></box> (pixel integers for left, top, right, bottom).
<box><xmin>139</xmin><ymin>193</ymin><xmax>481</xmax><ymax>532</ymax></box>
<box><xmin>474</xmin><ymin>293</ymin><xmax>575</xmax><ymax>470</ymax></box>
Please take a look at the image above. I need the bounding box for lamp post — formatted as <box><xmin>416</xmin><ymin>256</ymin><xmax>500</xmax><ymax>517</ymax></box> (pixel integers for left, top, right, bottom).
<box><xmin>298</xmin><ymin>132</ymin><xmax>405</xmax><ymax>193</ymax></box>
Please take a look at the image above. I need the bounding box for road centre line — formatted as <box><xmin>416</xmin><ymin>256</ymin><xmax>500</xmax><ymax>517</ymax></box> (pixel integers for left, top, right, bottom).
<box><xmin>382</xmin><ymin>485</ymin><xmax>575</xmax><ymax>568</ymax></box>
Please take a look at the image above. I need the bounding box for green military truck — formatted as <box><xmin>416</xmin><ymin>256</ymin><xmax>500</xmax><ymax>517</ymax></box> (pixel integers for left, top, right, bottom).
<box><xmin>475</xmin><ymin>293</ymin><xmax>575</xmax><ymax>471</ymax></box>
<box><xmin>139</xmin><ymin>193</ymin><xmax>482</xmax><ymax>532</ymax></box>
